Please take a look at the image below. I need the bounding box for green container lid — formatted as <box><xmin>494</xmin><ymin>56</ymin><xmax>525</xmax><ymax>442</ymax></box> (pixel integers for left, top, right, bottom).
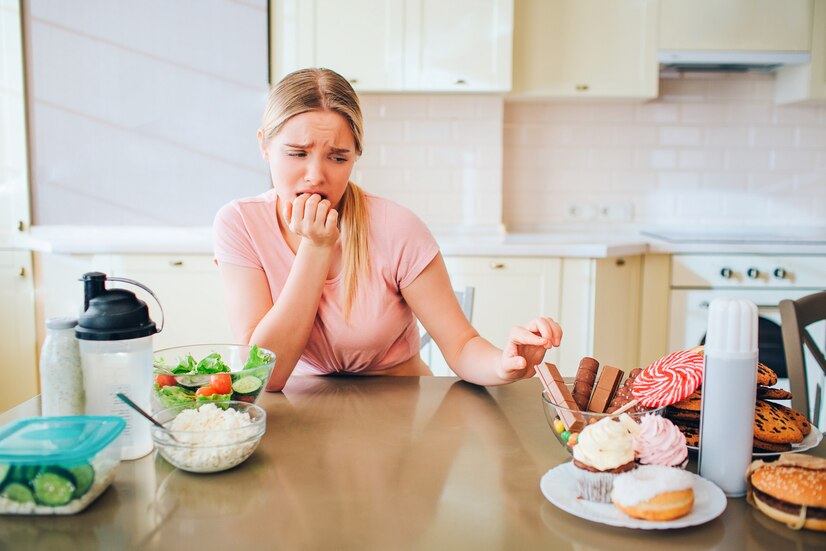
<box><xmin>0</xmin><ymin>416</ymin><xmax>125</xmax><ymax>466</ymax></box>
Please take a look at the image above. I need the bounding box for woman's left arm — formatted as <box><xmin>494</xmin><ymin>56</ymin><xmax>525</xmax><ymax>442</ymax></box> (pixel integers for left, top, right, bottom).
<box><xmin>401</xmin><ymin>253</ymin><xmax>562</xmax><ymax>386</ymax></box>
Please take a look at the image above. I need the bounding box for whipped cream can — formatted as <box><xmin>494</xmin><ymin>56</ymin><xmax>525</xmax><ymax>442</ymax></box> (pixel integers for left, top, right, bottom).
<box><xmin>698</xmin><ymin>299</ymin><xmax>758</xmax><ymax>497</ymax></box>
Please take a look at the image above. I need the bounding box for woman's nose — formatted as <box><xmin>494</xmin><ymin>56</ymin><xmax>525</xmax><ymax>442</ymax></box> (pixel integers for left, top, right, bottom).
<box><xmin>303</xmin><ymin>157</ymin><xmax>324</xmax><ymax>185</ymax></box>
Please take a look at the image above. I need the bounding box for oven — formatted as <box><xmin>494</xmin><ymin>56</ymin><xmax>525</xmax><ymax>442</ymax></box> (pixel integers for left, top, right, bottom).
<box><xmin>668</xmin><ymin>254</ymin><xmax>826</xmax><ymax>426</ymax></box>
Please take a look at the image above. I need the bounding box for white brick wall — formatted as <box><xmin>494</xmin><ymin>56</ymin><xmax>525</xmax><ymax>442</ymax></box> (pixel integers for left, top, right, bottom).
<box><xmin>504</xmin><ymin>73</ymin><xmax>826</xmax><ymax>231</ymax></box>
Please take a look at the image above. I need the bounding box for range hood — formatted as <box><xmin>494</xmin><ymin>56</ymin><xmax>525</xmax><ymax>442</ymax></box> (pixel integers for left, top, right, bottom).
<box><xmin>658</xmin><ymin>50</ymin><xmax>811</xmax><ymax>73</ymax></box>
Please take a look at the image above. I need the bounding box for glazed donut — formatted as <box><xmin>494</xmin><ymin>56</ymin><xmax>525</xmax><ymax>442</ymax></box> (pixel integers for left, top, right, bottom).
<box><xmin>611</xmin><ymin>465</ymin><xmax>695</xmax><ymax>521</ymax></box>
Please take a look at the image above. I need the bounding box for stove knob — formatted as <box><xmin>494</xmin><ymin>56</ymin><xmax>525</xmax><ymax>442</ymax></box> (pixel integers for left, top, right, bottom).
<box><xmin>747</xmin><ymin>267</ymin><xmax>760</xmax><ymax>279</ymax></box>
<box><xmin>773</xmin><ymin>267</ymin><xmax>787</xmax><ymax>279</ymax></box>
<box><xmin>720</xmin><ymin>267</ymin><xmax>733</xmax><ymax>279</ymax></box>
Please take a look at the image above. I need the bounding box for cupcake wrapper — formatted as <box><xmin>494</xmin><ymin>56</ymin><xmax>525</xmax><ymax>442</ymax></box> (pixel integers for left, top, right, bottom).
<box><xmin>574</xmin><ymin>468</ymin><xmax>619</xmax><ymax>503</ymax></box>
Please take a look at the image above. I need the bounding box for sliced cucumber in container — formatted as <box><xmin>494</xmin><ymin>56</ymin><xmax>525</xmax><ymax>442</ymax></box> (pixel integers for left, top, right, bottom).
<box><xmin>2</xmin><ymin>482</ymin><xmax>35</xmax><ymax>503</ymax></box>
<box><xmin>68</xmin><ymin>464</ymin><xmax>95</xmax><ymax>499</ymax></box>
<box><xmin>0</xmin><ymin>464</ymin><xmax>10</xmax><ymax>489</ymax></box>
<box><xmin>31</xmin><ymin>467</ymin><xmax>76</xmax><ymax>507</ymax></box>
<box><xmin>232</xmin><ymin>375</ymin><xmax>262</xmax><ymax>395</ymax></box>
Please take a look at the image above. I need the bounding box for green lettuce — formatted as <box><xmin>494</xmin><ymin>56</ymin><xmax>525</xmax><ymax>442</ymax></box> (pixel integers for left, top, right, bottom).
<box><xmin>244</xmin><ymin>345</ymin><xmax>273</xmax><ymax>370</ymax></box>
<box><xmin>155</xmin><ymin>384</ymin><xmax>195</xmax><ymax>408</ymax></box>
<box><xmin>194</xmin><ymin>392</ymin><xmax>232</xmax><ymax>403</ymax></box>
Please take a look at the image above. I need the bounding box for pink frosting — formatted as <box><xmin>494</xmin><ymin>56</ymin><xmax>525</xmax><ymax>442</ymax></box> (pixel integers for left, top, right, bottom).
<box><xmin>633</xmin><ymin>414</ymin><xmax>688</xmax><ymax>467</ymax></box>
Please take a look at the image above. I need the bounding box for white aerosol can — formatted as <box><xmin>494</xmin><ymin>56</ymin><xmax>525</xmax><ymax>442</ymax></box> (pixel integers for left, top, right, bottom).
<box><xmin>698</xmin><ymin>298</ymin><xmax>758</xmax><ymax>497</ymax></box>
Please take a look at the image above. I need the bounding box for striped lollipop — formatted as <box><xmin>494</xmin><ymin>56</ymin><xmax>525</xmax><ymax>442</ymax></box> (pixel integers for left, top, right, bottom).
<box><xmin>632</xmin><ymin>350</ymin><xmax>704</xmax><ymax>408</ymax></box>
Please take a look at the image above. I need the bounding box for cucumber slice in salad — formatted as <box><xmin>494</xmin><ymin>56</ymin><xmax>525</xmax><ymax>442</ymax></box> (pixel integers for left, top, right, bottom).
<box><xmin>232</xmin><ymin>375</ymin><xmax>263</xmax><ymax>395</ymax></box>
<box><xmin>68</xmin><ymin>464</ymin><xmax>95</xmax><ymax>499</ymax></box>
<box><xmin>0</xmin><ymin>464</ymin><xmax>10</xmax><ymax>488</ymax></box>
<box><xmin>31</xmin><ymin>468</ymin><xmax>76</xmax><ymax>507</ymax></box>
<box><xmin>2</xmin><ymin>482</ymin><xmax>35</xmax><ymax>503</ymax></box>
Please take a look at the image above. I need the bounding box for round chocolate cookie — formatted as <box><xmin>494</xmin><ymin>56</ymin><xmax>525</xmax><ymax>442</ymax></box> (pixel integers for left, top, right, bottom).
<box><xmin>754</xmin><ymin>400</ymin><xmax>804</xmax><ymax>444</ymax></box>
<box><xmin>763</xmin><ymin>400</ymin><xmax>811</xmax><ymax>436</ymax></box>
<box><xmin>664</xmin><ymin>406</ymin><xmax>700</xmax><ymax>425</ymax></box>
<box><xmin>757</xmin><ymin>363</ymin><xmax>778</xmax><ymax>387</ymax></box>
<box><xmin>672</xmin><ymin>387</ymin><xmax>702</xmax><ymax>411</ymax></box>
<box><xmin>752</xmin><ymin>438</ymin><xmax>793</xmax><ymax>453</ymax></box>
<box><xmin>756</xmin><ymin>387</ymin><xmax>793</xmax><ymax>401</ymax></box>
<box><xmin>676</xmin><ymin>423</ymin><xmax>699</xmax><ymax>447</ymax></box>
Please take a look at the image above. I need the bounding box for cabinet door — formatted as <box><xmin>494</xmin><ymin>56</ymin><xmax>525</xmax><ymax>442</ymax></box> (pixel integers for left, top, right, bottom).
<box><xmin>776</xmin><ymin>0</ymin><xmax>826</xmax><ymax>104</ymax></box>
<box><xmin>511</xmin><ymin>0</ymin><xmax>657</xmax><ymax>99</ymax></box>
<box><xmin>404</xmin><ymin>0</ymin><xmax>513</xmax><ymax>91</ymax></box>
<box><xmin>424</xmin><ymin>256</ymin><xmax>561</xmax><ymax>375</ymax></box>
<box><xmin>107</xmin><ymin>255</ymin><xmax>234</xmax><ymax>350</ymax></box>
<box><xmin>660</xmin><ymin>0</ymin><xmax>812</xmax><ymax>52</ymax></box>
<box><xmin>271</xmin><ymin>0</ymin><xmax>404</xmax><ymax>91</ymax></box>
<box><xmin>1</xmin><ymin>250</ymin><xmax>37</xmax><ymax>412</ymax></box>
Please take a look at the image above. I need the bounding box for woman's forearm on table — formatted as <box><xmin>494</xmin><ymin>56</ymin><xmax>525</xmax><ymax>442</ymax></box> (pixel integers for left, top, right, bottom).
<box><xmin>448</xmin><ymin>336</ymin><xmax>524</xmax><ymax>387</ymax></box>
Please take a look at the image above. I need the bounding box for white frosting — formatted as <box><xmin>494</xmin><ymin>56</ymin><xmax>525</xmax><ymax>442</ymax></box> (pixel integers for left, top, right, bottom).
<box><xmin>573</xmin><ymin>413</ymin><xmax>640</xmax><ymax>471</ymax></box>
<box><xmin>611</xmin><ymin>465</ymin><xmax>694</xmax><ymax>506</ymax></box>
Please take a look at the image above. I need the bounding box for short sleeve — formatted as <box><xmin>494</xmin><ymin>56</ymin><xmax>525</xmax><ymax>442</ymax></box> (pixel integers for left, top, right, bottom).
<box><xmin>212</xmin><ymin>201</ymin><xmax>263</xmax><ymax>269</ymax></box>
<box><xmin>386</xmin><ymin>203</ymin><xmax>440</xmax><ymax>289</ymax></box>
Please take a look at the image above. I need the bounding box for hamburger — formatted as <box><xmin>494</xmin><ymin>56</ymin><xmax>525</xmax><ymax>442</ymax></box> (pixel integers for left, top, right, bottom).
<box><xmin>746</xmin><ymin>454</ymin><xmax>826</xmax><ymax>532</ymax></box>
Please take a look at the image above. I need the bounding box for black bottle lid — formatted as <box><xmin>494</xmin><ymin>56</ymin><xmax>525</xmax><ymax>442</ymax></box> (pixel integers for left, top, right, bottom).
<box><xmin>75</xmin><ymin>272</ymin><xmax>158</xmax><ymax>341</ymax></box>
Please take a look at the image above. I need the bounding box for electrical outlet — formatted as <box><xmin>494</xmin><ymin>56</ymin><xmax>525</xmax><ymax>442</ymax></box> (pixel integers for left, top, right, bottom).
<box><xmin>566</xmin><ymin>202</ymin><xmax>598</xmax><ymax>221</ymax></box>
<box><xmin>598</xmin><ymin>202</ymin><xmax>633</xmax><ymax>222</ymax></box>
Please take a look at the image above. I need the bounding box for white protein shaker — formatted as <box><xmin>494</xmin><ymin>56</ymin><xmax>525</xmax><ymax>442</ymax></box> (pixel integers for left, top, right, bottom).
<box><xmin>76</xmin><ymin>272</ymin><xmax>164</xmax><ymax>460</ymax></box>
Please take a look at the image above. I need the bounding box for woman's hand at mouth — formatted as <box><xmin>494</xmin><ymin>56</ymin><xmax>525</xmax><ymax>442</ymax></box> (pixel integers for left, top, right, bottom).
<box><xmin>283</xmin><ymin>193</ymin><xmax>339</xmax><ymax>247</ymax></box>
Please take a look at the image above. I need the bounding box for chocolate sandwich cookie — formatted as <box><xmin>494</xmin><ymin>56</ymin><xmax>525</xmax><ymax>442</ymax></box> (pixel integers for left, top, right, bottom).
<box><xmin>756</xmin><ymin>387</ymin><xmax>793</xmax><ymax>401</ymax></box>
<box><xmin>764</xmin><ymin>400</ymin><xmax>811</xmax><ymax>436</ymax></box>
<box><xmin>752</xmin><ymin>438</ymin><xmax>793</xmax><ymax>453</ymax></box>
<box><xmin>672</xmin><ymin>387</ymin><xmax>702</xmax><ymax>411</ymax></box>
<box><xmin>754</xmin><ymin>400</ymin><xmax>804</xmax><ymax>444</ymax></box>
<box><xmin>572</xmin><ymin>357</ymin><xmax>599</xmax><ymax>411</ymax></box>
<box><xmin>757</xmin><ymin>363</ymin><xmax>778</xmax><ymax>387</ymax></box>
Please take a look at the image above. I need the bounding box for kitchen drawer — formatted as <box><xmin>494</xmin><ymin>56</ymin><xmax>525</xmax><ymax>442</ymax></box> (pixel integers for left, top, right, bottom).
<box><xmin>671</xmin><ymin>254</ymin><xmax>826</xmax><ymax>289</ymax></box>
<box><xmin>105</xmin><ymin>254</ymin><xmax>217</xmax><ymax>274</ymax></box>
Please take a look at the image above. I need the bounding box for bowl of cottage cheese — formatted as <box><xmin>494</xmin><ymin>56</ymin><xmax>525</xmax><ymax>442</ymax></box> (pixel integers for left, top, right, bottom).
<box><xmin>150</xmin><ymin>402</ymin><xmax>266</xmax><ymax>473</ymax></box>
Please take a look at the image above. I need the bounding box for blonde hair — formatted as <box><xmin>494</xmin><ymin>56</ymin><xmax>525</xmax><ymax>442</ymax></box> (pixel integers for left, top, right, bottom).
<box><xmin>262</xmin><ymin>68</ymin><xmax>369</xmax><ymax>318</ymax></box>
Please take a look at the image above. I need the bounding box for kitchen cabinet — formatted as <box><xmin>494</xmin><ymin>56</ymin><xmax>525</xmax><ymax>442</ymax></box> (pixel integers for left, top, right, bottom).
<box><xmin>776</xmin><ymin>0</ymin><xmax>826</xmax><ymax>104</ymax></box>
<box><xmin>510</xmin><ymin>0</ymin><xmax>658</xmax><ymax>100</ymax></box>
<box><xmin>34</xmin><ymin>253</ymin><xmax>233</xmax><ymax>354</ymax></box>
<box><xmin>425</xmin><ymin>255</ymin><xmax>643</xmax><ymax>377</ymax></box>
<box><xmin>1</xmin><ymin>250</ymin><xmax>37</xmax><ymax>412</ymax></box>
<box><xmin>659</xmin><ymin>0</ymin><xmax>812</xmax><ymax>52</ymax></box>
<box><xmin>271</xmin><ymin>0</ymin><xmax>513</xmax><ymax>92</ymax></box>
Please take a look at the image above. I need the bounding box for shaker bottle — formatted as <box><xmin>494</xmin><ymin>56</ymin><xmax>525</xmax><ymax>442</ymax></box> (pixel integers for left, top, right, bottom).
<box><xmin>76</xmin><ymin>272</ymin><xmax>164</xmax><ymax>460</ymax></box>
<box><xmin>698</xmin><ymin>298</ymin><xmax>758</xmax><ymax>497</ymax></box>
<box><xmin>39</xmin><ymin>317</ymin><xmax>85</xmax><ymax>416</ymax></box>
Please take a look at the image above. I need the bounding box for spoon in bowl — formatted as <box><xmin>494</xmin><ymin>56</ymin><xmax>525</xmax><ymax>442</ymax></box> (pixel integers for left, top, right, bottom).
<box><xmin>116</xmin><ymin>393</ymin><xmax>180</xmax><ymax>443</ymax></box>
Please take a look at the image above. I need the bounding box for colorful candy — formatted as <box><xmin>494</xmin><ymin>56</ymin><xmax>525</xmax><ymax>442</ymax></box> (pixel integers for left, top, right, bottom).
<box><xmin>561</xmin><ymin>430</ymin><xmax>571</xmax><ymax>442</ymax></box>
<box><xmin>632</xmin><ymin>350</ymin><xmax>704</xmax><ymax>408</ymax></box>
<box><xmin>568</xmin><ymin>432</ymin><xmax>579</xmax><ymax>446</ymax></box>
<box><xmin>553</xmin><ymin>418</ymin><xmax>565</xmax><ymax>433</ymax></box>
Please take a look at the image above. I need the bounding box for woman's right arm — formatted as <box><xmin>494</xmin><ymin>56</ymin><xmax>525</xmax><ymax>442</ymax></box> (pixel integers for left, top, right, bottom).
<box><xmin>218</xmin><ymin>194</ymin><xmax>338</xmax><ymax>391</ymax></box>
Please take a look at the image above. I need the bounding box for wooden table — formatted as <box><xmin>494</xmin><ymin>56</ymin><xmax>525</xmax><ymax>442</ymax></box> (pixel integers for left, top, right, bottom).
<box><xmin>1</xmin><ymin>376</ymin><xmax>823</xmax><ymax>550</ymax></box>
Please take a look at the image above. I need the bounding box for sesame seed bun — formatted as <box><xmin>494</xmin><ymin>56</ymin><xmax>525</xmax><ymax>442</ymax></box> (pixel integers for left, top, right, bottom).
<box><xmin>748</xmin><ymin>458</ymin><xmax>826</xmax><ymax>532</ymax></box>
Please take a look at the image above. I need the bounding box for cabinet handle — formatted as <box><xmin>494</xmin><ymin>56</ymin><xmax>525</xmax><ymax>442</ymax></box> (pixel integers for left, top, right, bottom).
<box><xmin>746</xmin><ymin>267</ymin><xmax>760</xmax><ymax>279</ymax></box>
<box><xmin>575</xmin><ymin>84</ymin><xmax>589</xmax><ymax>92</ymax></box>
<box><xmin>773</xmin><ymin>267</ymin><xmax>787</xmax><ymax>279</ymax></box>
<box><xmin>169</xmin><ymin>260</ymin><xmax>184</xmax><ymax>267</ymax></box>
<box><xmin>720</xmin><ymin>267</ymin><xmax>733</xmax><ymax>279</ymax></box>
<box><xmin>615</xmin><ymin>258</ymin><xmax>625</xmax><ymax>267</ymax></box>
<box><xmin>348</xmin><ymin>78</ymin><xmax>359</xmax><ymax>84</ymax></box>
<box><xmin>17</xmin><ymin>220</ymin><xmax>25</xmax><ymax>232</ymax></box>
<box><xmin>454</xmin><ymin>78</ymin><xmax>467</xmax><ymax>85</ymax></box>
<box><xmin>489</xmin><ymin>262</ymin><xmax>505</xmax><ymax>270</ymax></box>
<box><xmin>18</xmin><ymin>266</ymin><xmax>25</xmax><ymax>277</ymax></box>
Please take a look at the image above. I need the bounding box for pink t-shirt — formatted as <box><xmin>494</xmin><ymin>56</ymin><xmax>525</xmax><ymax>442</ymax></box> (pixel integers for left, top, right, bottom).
<box><xmin>213</xmin><ymin>189</ymin><xmax>440</xmax><ymax>375</ymax></box>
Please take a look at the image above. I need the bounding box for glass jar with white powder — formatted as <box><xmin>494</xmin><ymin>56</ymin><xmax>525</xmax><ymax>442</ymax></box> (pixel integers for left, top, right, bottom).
<box><xmin>39</xmin><ymin>317</ymin><xmax>85</xmax><ymax>416</ymax></box>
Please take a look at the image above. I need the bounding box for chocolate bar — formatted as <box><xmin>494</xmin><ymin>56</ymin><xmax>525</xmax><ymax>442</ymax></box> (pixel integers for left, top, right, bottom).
<box><xmin>536</xmin><ymin>362</ymin><xmax>585</xmax><ymax>432</ymax></box>
<box><xmin>572</xmin><ymin>357</ymin><xmax>599</xmax><ymax>411</ymax></box>
<box><xmin>587</xmin><ymin>365</ymin><xmax>623</xmax><ymax>413</ymax></box>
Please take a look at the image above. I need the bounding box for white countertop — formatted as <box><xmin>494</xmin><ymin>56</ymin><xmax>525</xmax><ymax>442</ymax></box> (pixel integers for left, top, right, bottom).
<box><xmin>15</xmin><ymin>225</ymin><xmax>826</xmax><ymax>257</ymax></box>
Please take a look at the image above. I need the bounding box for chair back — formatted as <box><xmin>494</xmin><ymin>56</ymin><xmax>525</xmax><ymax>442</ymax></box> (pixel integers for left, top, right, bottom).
<box><xmin>779</xmin><ymin>290</ymin><xmax>826</xmax><ymax>426</ymax></box>
<box><xmin>420</xmin><ymin>286</ymin><xmax>474</xmax><ymax>349</ymax></box>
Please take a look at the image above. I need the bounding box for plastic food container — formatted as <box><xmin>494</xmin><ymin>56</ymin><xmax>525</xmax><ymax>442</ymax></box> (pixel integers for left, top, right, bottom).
<box><xmin>0</xmin><ymin>416</ymin><xmax>125</xmax><ymax>515</ymax></box>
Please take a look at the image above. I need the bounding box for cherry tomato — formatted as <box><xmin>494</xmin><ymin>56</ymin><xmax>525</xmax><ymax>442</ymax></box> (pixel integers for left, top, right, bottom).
<box><xmin>155</xmin><ymin>374</ymin><xmax>177</xmax><ymax>388</ymax></box>
<box><xmin>196</xmin><ymin>385</ymin><xmax>216</xmax><ymax>398</ymax></box>
<box><xmin>210</xmin><ymin>373</ymin><xmax>232</xmax><ymax>395</ymax></box>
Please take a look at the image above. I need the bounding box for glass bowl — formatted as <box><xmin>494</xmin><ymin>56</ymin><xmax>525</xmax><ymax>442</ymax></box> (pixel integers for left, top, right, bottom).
<box><xmin>541</xmin><ymin>384</ymin><xmax>665</xmax><ymax>455</ymax></box>
<box><xmin>151</xmin><ymin>344</ymin><xmax>275</xmax><ymax>413</ymax></box>
<box><xmin>150</xmin><ymin>401</ymin><xmax>266</xmax><ymax>473</ymax></box>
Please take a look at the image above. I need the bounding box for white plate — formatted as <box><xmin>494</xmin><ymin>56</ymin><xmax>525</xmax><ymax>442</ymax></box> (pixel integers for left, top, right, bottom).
<box><xmin>686</xmin><ymin>425</ymin><xmax>822</xmax><ymax>457</ymax></box>
<box><xmin>539</xmin><ymin>462</ymin><xmax>727</xmax><ymax>530</ymax></box>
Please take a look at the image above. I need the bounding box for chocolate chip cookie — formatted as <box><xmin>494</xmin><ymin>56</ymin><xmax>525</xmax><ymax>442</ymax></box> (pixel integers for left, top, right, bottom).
<box><xmin>753</xmin><ymin>400</ymin><xmax>803</xmax><ymax>444</ymax></box>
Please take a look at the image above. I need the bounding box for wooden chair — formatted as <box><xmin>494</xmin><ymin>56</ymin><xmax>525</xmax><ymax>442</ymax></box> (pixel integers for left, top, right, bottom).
<box><xmin>420</xmin><ymin>286</ymin><xmax>475</xmax><ymax>349</ymax></box>
<box><xmin>779</xmin><ymin>291</ymin><xmax>826</xmax><ymax>426</ymax></box>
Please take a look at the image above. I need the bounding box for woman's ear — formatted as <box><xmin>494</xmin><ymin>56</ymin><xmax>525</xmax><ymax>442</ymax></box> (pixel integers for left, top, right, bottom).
<box><xmin>257</xmin><ymin>129</ymin><xmax>268</xmax><ymax>160</ymax></box>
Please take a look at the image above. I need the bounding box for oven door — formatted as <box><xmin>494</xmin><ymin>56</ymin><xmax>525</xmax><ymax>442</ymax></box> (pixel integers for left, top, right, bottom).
<box><xmin>670</xmin><ymin>289</ymin><xmax>826</xmax><ymax>426</ymax></box>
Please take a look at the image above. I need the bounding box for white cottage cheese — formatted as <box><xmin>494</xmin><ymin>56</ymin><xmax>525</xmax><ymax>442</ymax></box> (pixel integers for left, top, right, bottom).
<box><xmin>158</xmin><ymin>404</ymin><xmax>263</xmax><ymax>473</ymax></box>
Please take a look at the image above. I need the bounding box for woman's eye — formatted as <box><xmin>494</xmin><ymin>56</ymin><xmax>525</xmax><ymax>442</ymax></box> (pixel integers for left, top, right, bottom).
<box><xmin>332</xmin><ymin>156</ymin><xmax>347</xmax><ymax>163</ymax></box>
<box><xmin>286</xmin><ymin>151</ymin><xmax>306</xmax><ymax>157</ymax></box>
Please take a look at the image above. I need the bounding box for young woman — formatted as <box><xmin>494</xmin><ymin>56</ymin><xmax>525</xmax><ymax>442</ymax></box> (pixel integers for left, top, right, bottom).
<box><xmin>214</xmin><ymin>68</ymin><xmax>562</xmax><ymax>391</ymax></box>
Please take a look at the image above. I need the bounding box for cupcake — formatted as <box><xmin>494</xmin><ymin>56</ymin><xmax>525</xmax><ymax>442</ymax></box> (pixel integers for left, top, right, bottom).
<box><xmin>611</xmin><ymin>465</ymin><xmax>695</xmax><ymax>521</ymax></box>
<box><xmin>633</xmin><ymin>414</ymin><xmax>689</xmax><ymax>468</ymax></box>
<box><xmin>572</xmin><ymin>413</ymin><xmax>639</xmax><ymax>503</ymax></box>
